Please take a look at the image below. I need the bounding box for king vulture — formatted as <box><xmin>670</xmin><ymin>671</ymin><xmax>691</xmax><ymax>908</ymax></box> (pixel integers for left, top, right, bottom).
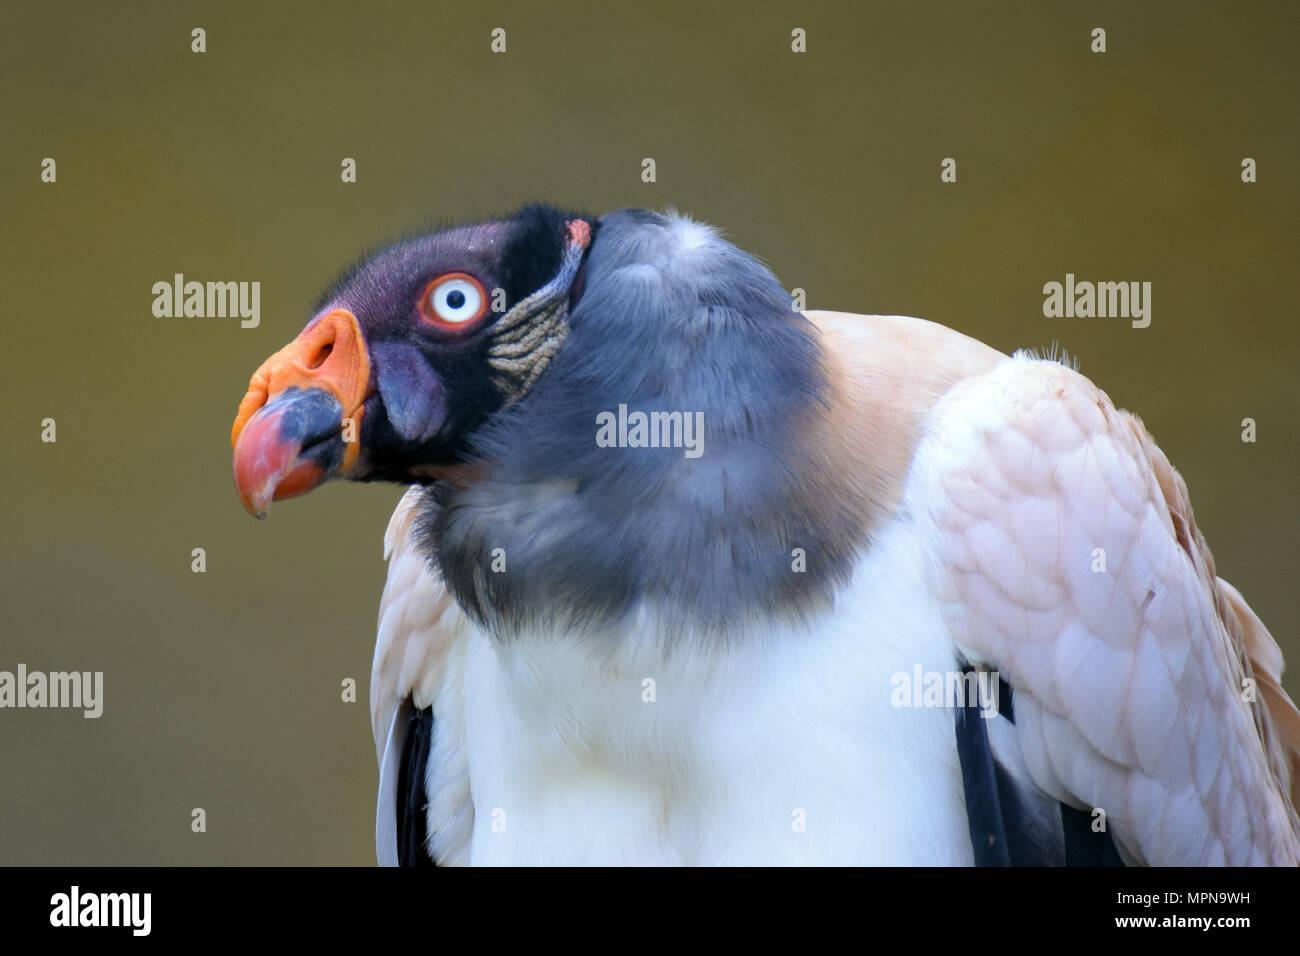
<box><xmin>229</xmin><ymin>205</ymin><xmax>1300</xmax><ymax>866</ymax></box>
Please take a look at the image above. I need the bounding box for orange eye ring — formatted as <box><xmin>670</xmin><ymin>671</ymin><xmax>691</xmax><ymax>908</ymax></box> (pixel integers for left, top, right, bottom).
<box><xmin>418</xmin><ymin>272</ymin><xmax>489</xmax><ymax>330</ymax></box>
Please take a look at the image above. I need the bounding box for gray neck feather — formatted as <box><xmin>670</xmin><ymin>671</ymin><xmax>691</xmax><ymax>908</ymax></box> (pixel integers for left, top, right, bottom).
<box><xmin>418</xmin><ymin>209</ymin><xmax>862</xmax><ymax>641</ymax></box>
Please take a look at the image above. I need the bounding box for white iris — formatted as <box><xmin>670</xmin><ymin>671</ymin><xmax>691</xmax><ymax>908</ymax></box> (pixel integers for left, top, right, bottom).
<box><xmin>430</xmin><ymin>277</ymin><xmax>482</xmax><ymax>323</ymax></box>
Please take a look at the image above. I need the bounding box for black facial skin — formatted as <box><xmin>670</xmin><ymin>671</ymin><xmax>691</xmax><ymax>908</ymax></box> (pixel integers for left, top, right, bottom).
<box><xmin>308</xmin><ymin>204</ymin><xmax>597</xmax><ymax>483</ymax></box>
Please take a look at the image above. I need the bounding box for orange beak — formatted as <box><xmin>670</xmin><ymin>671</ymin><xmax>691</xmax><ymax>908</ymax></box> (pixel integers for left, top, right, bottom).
<box><xmin>230</xmin><ymin>309</ymin><xmax>371</xmax><ymax>517</ymax></box>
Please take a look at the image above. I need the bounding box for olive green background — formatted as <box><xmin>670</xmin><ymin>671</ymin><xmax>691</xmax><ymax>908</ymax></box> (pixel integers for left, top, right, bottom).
<box><xmin>1</xmin><ymin>1</ymin><xmax>1296</xmax><ymax>864</ymax></box>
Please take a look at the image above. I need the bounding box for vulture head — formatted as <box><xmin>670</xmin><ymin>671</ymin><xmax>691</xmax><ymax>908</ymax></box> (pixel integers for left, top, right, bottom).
<box><xmin>231</xmin><ymin>204</ymin><xmax>852</xmax><ymax>631</ymax></box>
<box><xmin>231</xmin><ymin>205</ymin><xmax>600</xmax><ymax>509</ymax></box>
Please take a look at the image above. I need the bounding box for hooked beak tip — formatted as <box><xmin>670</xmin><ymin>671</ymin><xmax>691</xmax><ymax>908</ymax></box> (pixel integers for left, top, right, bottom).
<box><xmin>231</xmin><ymin>389</ymin><xmax>341</xmax><ymax>517</ymax></box>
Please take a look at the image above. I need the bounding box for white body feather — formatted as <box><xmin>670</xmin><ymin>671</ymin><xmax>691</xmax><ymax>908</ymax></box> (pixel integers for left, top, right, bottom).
<box><xmin>378</xmin><ymin>490</ymin><xmax>972</xmax><ymax>865</ymax></box>
<box><xmin>371</xmin><ymin>325</ymin><xmax>1300</xmax><ymax>866</ymax></box>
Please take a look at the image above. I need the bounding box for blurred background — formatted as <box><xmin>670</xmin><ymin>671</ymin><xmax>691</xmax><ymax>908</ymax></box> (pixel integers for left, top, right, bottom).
<box><xmin>1</xmin><ymin>0</ymin><xmax>1295</xmax><ymax>864</ymax></box>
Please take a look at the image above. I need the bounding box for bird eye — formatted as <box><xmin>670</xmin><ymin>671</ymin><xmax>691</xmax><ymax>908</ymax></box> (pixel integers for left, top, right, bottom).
<box><xmin>419</xmin><ymin>273</ymin><xmax>488</xmax><ymax>329</ymax></box>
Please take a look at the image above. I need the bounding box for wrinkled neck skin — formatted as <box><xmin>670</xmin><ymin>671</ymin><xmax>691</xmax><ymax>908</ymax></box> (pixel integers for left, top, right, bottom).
<box><xmin>414</xmin><ymin>210</ymin><xmax>868</xmax><ymax>645</ymax></box>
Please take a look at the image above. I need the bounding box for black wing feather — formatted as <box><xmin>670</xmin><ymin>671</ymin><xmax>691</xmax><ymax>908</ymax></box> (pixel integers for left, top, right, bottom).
<box><xmin>396</xmin><ymin>703</ymin><xmax>438</xmax><ymax>867</ymax></box>
<box><xmin>954</xmin><ymin>669</ymin><xmax>1125</xmax><ymax>866</ymax></box>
